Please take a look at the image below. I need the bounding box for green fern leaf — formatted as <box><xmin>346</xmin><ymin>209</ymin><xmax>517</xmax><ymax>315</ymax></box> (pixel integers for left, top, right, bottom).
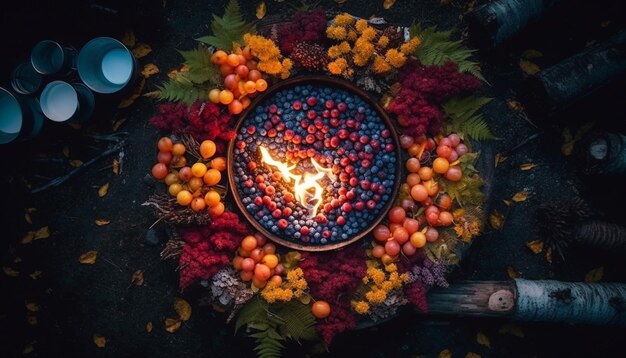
<box><xmin>252</xmin><ymin>327</ymin><xmax>284</xmax><ymax>358</ymax></box>
<box><xmin>274</xmin><ymin>301</ymin><xmax>317</xmax><ymax>342</ymax></box>
<box><xmin>442</xmin><ymin>96</ymin><xmax>495</xmax><ymax>141</ymax></box>
<box><xmin>153</xmin><ymin>80</ymin><xmax>207</xmax><ymax>105</ymax></box>
<box><xmin>196</xmin><ymin>0</ymin><xmax>256</xmax><ymax>51</ymax></box>
<box><xmin>235</xmin><ymin>297</ymin><xmax>268</xmax><ymax>334</ymax></box>
<box><xmin>177</xmin><ymin>47</ymin><xmax>220</xmax><ymax>85</ymax></box>
<box><xmin>410</xmin><ymin>23</ymin><xmax>487</xmax><ymax>83</ymax></box>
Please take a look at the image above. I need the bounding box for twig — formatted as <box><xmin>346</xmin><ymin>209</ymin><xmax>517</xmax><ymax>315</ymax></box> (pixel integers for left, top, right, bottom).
<box><xmin>101</xmin><ymin>257</ymin><xmax>125</xmax><ymax>273</ymax></box>
<box><xmin>502</xmin><ymin>132</ymin><xmax>543</xmax><ymax>157</ymax></box>
<box><xmin>31</xmin><ymin>141</ymin><xmax>125</xmax><ymax>194</ymax></box>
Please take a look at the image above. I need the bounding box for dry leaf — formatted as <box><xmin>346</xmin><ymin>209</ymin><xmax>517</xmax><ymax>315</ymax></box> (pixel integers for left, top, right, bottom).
<box><xmin>512</xmin><ymin>192</ymin><xmax>528</xmax><ymax>202</ymax></box>
<box><xmin>112</xmin><ymin>117</ymin><xmax>128</xmax><ymax>131</ymax></box>
<box><xmin>476</xmin><ymin>332</ymin><xmax>491</xmax><ymax>348</ymax></box>
<box><xmin>256</xmin><ymin>1</ymin><xmax>266</xmax><ymax>19</ymax></box>
<box><xmin>121</xmin><ymin>31</ymin><xmax>136</xmax><ymax>48</ymax></box>
<box><xmin>561</xmin><ymin>122</ymin><xmax>595</xmax><ymax>156</ymax></box>
<box><xmin>21</xmin><ymin>231</ymin><xmax>34</xmax><ymax>244</ymax></box>
<box><xmin>95</xmin><ymin>219</ymin><xmax>110</xmax><ymax>226</ymax></box>
<box><xmin>79</xmin><ymin>251</ymin><xmax>98</xmax><ymax>264</ymax></box>
<box><xmin>383</xmin><ymin>0</ymin><xmax>397</xmax><ymax>9</ymax></box>
<box><xmin>132</xmin><ymin>43</ymin><xmax>152</xmax><ymax>59</ymax></box>
<box><xmin>141</xmin><ymin>63</ymin><xmax>160</xmax><ymax>78</ymax></box>
<box><xmin>498</xmin><ymin>324</ymin><xmax>524</xmax><ymax>338</ymax></box>
<box><xmin>520</xmin><ymin>163</ymin><xmax>537</xmax><ymax>171</ymax></box>
<box><xmin>173</xmin><ymin>298</ymin><xmax>192</xmax><ymax>321</ymax></box>
<box><xmin>466</xmin><ymin>353</ymin><xmax>481</xmax><ymax>358</ymax></box>
<box><xmin>93</xmin><ymin>333</ymin><xmax>106</xmax><ymax>348</ymax></box>
<box><xmin>522</xmin><ymin>49</ymin><xmax>543</xmax><ymax>59</ymax></box>
<box><xmin>489</xmin><ymin>210</ymin><xmax>505</xmax><ymax>230</ymax></box>
<box><xmin>299</xmin><ymin>295</ymin><xmax>311</xmax><ymax>305</ymax></box>
<box><xmin>69</xmin><ymin>159</ymin><xmax>83</xmax><ymax>168</ymax></box>
<box><xmin>507</xmin><ymin>266</ymin><xmax>521</xmax><ymax>279</ymax></box>
<box><xmin>118</xmin><ymin>77</ymin><xmax>145</xmax><ymax>108</ymax></box>
<box><xmin>25</xmin><ymin>302</ymin><xmax>40</xmax><ymax>312</ymax></box>
<box><xmin>334</xmin><ymin>0</ymin><xmax>347</xmax><ymax>3</ymax></box>
<box><xmin>3</xmin><ymin>267</ymin><xmax>19</xmax><ymax>277</ymax></box>
<box><xmin>26</xmin><ymin>207</ymin><xmax>37</xmax><ymax>213</ymax></box>
<box><xmin>165</xmin><ymin>318</ymin><xmax>182</xmax><ymax>333</ymax></box>
<box><xmin>503</xmin><ymin>200</ymin><xmax>512</xmax><ymax>206</ymax></box>
<box><xmin>27</xmin><ymin>314</ymin><xmax>37</xmax><ymax>325</ymax></box>
<box><xmin>519</xmin><ymin>59</ymin><xmax>540</xmax><ymax>75</ymax></box>
<box><xmin>146</xmin><ymin>321</ymin><xmax>153</xmax><ymax>333</ymax></box>
<box><xmin>507</xmin><ymin>99</ymin><xmax>524</xmax><ymax>112</ymax></box>
<box><xmin>112</xmin><ymin>159</ymin><xmax>119</xmax><ymax>175</ymax></box>
<box><xmin>98</xmin><ymin>183</ymin><xmax>109</xmax><ymax>197</ymax></box>
<box><xmin>25</xmin><ymin>212</ymin><xmax>33</xmax><ymax>225</ymax></box>
<box><xmin>495</xmin><ymin>153</ymin><xmax>507</xmax><ymax>167</ymax></box>
<box><xmin>546</xmin><ymin>247</ymin><xmax>553</xmax><ymax>264</ymax></box>
<box><xmin>131</xmin><ymin>270</ymin><xmax>145</xmax><ymax>286</ymax></box>
<box><xmin>439</xmin><ymin>349</ymin><xmax>452</xmax><ymax>358</ymax></box>
<box><xmin>22</xmin><ymin>342</ymin><xmax>36</xmax><ymax>355</ymax></box>
<box><xmin>526</xmin><ymin>240</ymin><xmax>544</xmax><ymax>254</ymax></box>
<box><xmin>33</xmin><ymin>226</ymin><xmax>50</xmax><ymax>240</ymax></box>
<box><xmin>29</xmin><ymin>271</ymin><xmax>42</xmax><ymax>280</ymax></box>
<box><xmin>584</xmin><ymin>266</ymin><xmax>604</xmax><ymax>283</ymax></box>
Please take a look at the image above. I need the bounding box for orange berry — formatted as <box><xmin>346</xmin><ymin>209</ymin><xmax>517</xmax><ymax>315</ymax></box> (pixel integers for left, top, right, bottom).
<box><xmin>410</xmin><ymin>232</ymin><xmax>427</xmax><ymax>248</ymax></box>
<box><xmin>240</xmin><ymin>270</ymin><xmax>253</xmax><ymax>281</ymax></box>
<box><xmin>211</xmin><ymin>50</ymin><xmax>228</xmax><ymax>64</ymax></box>
<box><xmin>242</xmin><ymin>46</ymin><xmax>253</xmax><ymax>60</ymax></box>
<box><xmin>255</xmin><ymin>79</ymin><xmax>268</xmax><ymax>92</ymax></box>
<box><xmin>151</xmin><ymin>163</ymin><xmax>168</xmax><ymax>180</ymax></box>
<box><xmin>204</xmin><ymin>190</ymin><xmax>221</xmax><ymax>207</ymax></box>
<box><xmin>168</xmin><ymin>183</ymin><xmax>183</xmax><ymax>196</ymax></box>
<box><xmin>208</xmin><ymin>88</ymin><xmax>220</xmax><ymax>103</ymax></box>
<box><xmin>407</xmin><ymin>144</ymin><xmax>420</xmax><ymax>156</ymax></box>
<box><xmin>203</xmin><ymin>168</ymin><xmax>221</xmax><ymax>186</ymax></box>
<box><xmin>311</xmin><ymin>301</ymin><xmax>331</xmax><ymax>319</ymax></box>
<box><xmin>410</xmin><ymin>184</ymin><xmax>428</xmax><ymax>202</ymax></box>
<box><xmin>244</xmin><ymin>80</ymin><xmax>257</xmax><ymax>94</ymax></box>
<box><xmin>164</xmin><ymin>173</ymin><xmax>179</xmax><ymax>186</ymax></box>
<box><xmin>191</xmin><ymin>162</ymin><xmax>208</xmax><ymax>177</ymax></box>
<box><xmin>251</xmin><ymin>276</ymin><xmax>267</xmax><ymax>289</ymax></box>
<box><xmin>188</xmin><ymin>177</ymin><xmax>204</xmax><ymax>191</ymax></box>
<box><xmin>170</xmin><ymin>155</ymin><xmax>187</xmax><ymax>168</ymax></box>
<box><xmin>199</xmin><ymin>140</ymin><xmax>216</xmax><ymax>159</ymax></box>
<box><xmin>208</xmin><ymin>202</ymin><xmax>225</xmax><ymax>217</ymax></box>
<box><xmin>190</xmin><ymin>197</ymin><xmax>206</xmax><ymax>212</ymax></box>
<box><xmin>157</xmin><ymin>137</ymin><xmax>173</xmax><ymax>152</ymax></box>
<box><xmin>229</xmin><ymin>99</ymin><xmax>243</xmax><ymax>114</ymax></box>
<box><xmin>268</xmin><ymin>275</ymin><xmax>282</xmax><ymax>286</ymax></box>
<box><xmin>241</xmin><ymin>235</ymin><xmax>258</xmax><ymax>251</ymax></box>
<box><xmin>241</xmin><ymin>96</ymin><xmax>251</xmax><ymax>109</ymax></box>
<box><xmin>432</xmin><ymin>157</ymin><xmax>450</xmax><ymax>174</ymax></box>
<box><xmin>405</xmin><ymin>158</ymin><xmax>421</xmax><ymax>173</ymax></box>
<box><xmin>424</xmin><ymin>179</ymin><xmax>439</xmax><ymax>197</ymax></box>
<box><xmin>232</xmin><ymin>256</ymin><xmax>244</xmax><ymax>270</ymax></box>
<box><xmin>261</xmin><ymin>254</ymin><xmax>278</xmax><ymax>269</ymax></box>
<box><xmin>218</xmin><ymin>89</ymin><xmax>234</xmax><ymax>105</ymax></box>
<box><xmin>250</xmin><ymin>248</ymin><xmax>264</xmax><ymax>263</ymax></box>
<box><xmin>406</xmin><ymin>173</ymin><xmax>421</xmax><ymax>187</ymax></box>
<box><xmin>248</xmin><ymin>69</ymin><xmax>262</xmax><ymax>81</ymax></box>
<box><xmin>227</xmin><ymin>53</ymin><xmax>240</xmax><ymax>67</ymax></box>
<box><xmin>171</xmin><ymin>143</ymin><xmax>186</xmax><ymax>156</ymax></box>
<box><xmin>418</xmin><ymin>166</ymin><xmax>433</xmax><ymax>181</ymax></box>
<box><xmin>210</xmin><ymin>157</ymin><xmax>227</xmax><ymax>171</ymax></box>
<box><xmin>176</xmin><ymin>190</ymin><xmax>193</xmax><ymax>206</ymax></box>
<box><xmin>219</xmin><ymin>64</ymin><xmax>234</xmax><ymax>76</ymax></box>
<box><xmin>254</xmin><ymin>264</ymin><xmax>271</xmax><ymax>281</ymax></box>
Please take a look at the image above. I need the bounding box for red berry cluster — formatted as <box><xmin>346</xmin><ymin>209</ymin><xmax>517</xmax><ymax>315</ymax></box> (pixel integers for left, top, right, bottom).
<box><xmin>278</xmin><ymin>9</ymin><xmax>327</xmax><ymax>55</ymax></box>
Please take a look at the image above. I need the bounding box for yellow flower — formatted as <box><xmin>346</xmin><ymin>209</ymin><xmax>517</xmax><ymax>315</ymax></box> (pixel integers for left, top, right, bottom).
<box><xmin>282</xmin><ymin>58</ymin><xmax>293</xmax><ymax>71</ymax></box>
<box><xmin>381</xmin><ymin>281</ymin><xmax>394</xmax><ymax>292</ymax></box>
<box><xmin>385</xmin><ymin>263</ymin><xmax>397</xmax><ymax>273</ymax></box>
<box><xmin>334</xmin><ymin>13</ymin><xmax>354</xmax><ymax>26</ymax></box>
<box><xmin>385</xmin><ymin>48</ymin><xmax>407</xmax><ymax>68</ymax></box>
<box><xmin>400</xmin><ymin>37</ymin><xmax>421</xmax><ymax>55</ymax></box>
<box><xmin>361</xmin><ymin>27</ymin><xmax>376</xmax><ymax>42</ymax></box>
<box><xmin>377</xmin><ymin>35</ymin><xmax>390</xmax><ymax>48</ymax></box>
<box><xmin>328</xmin><ymin>45</ymin><xmax>342</xmax><ymax>59</ymax></box>
<box><xmin>327</xmin><ymin>58</ymin><xmax>347</xmax><ymax>75</ymax></box>
<box><xmin>342</xmin><ymin>68</ymin><xmax>354</xmax><ymax>79</ymax></box>
<box><xmin>367</xmin><ymin>267</ymin><xmax>385</xmax><ymax>286</ymax></box>
<box><xmin>347</xmin><ymin>30</ymin><xmax>358</xmax><ymax>41</ymax></box>
<box><xmin>244</xmin><ymin>33</ymin><xmax>280</xmax><ymax>61</ymax></box>
<box><xmin>339</xmin><ymin>41</ymin><xmax>351</xmax><ymax>53</ymax></box>
<box><xmin>258</xmin><ymin>59</ymin><xmax>283</xmax><ymax>74</ymax></box>
<box><xmin>372</xmin><ymin>56</ymin><xmax>391</xmax><ymax>74</ymax></box>
<box><xmin>355</xmin><ymin>19</ymin><xmax>368</xmax><ymax>33</ymax></box>
<box><xmin>362</xmin><ymin>276</ymin><xmax>370</xmax><ymax>284</ymax></box>
<box><xmin>327</xmin><ymin>26</ymin><xmax>347</xmax><ymax>40</ymax></box>
<box><xmin>365</xmin><ymin>289</ymin><xmax>387</xmax><ymax>304</ymax></box>
<box><xmin>400</xmin><ymin>272</ymin><xmax>409</xmax><ymax>283</ymax></box>
<box><xmin>352</xmin><ymin>301</ymin><xmax>370</xmax><ymax>315</ymax></box>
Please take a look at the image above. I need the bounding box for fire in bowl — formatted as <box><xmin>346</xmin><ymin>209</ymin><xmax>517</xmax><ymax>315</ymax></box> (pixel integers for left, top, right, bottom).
<box><xmin>228</xmin><ymin>77</ymin><xmax>401</xmax><ymax>251</ymax></box>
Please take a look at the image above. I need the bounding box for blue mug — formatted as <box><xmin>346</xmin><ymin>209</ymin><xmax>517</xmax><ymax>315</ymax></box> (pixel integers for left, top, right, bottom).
<box><xmin>31</xmin><ymin>40</ymin><xmax>77</xmax><ymax>76</ymax></box>
<box><xmin>0</xmin><ymin>87</ymin><xmax>44</xmax><ymax>144</ymax></box>
<box><xmin>77</xmin><ymin>37</ymin><xmax>137</xmax><ymax>94</ymax></box>
<box><xmin>11</xmin><ymin>61</ymin><xmax>43</xmax><ymax>95</ymax></box>
<box><xmin>39</xmin><ymin>81</ymin><xmax>95</xmax><ymax>123</ymax></box>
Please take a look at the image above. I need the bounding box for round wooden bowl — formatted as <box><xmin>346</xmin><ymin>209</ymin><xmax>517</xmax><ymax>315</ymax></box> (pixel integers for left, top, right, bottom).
<box><xmin>228</xmin><ymin>76</ymin><xmax>401</xmax><ymax>252</ymax></box>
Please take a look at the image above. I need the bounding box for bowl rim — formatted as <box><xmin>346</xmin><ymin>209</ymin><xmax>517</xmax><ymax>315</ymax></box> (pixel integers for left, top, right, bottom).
<box><xmin>227</xmin><ymin>75</ymin><xmax>401</xmax><ymax>252</ymax></box>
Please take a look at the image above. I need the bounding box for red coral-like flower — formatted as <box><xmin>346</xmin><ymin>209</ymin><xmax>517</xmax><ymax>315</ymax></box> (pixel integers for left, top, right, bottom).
<box><xmin>278</xmin><ymin>9</ymin><xmax>327</xmax><ymax>55</ymax></box>
<box><xmin>404</xmin><ymin>281</ymin><xmax>428</xmax><ymax>313</ymax></box>
<box><xmin>178</xmin><ymin>211</ymin><xmax>249</xmax><ymax>290</ymax></box>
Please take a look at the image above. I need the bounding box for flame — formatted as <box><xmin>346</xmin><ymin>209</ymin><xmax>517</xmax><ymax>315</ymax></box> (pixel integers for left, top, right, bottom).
<box><xmin>259</xmin><ymin>146</ymin><xmax>334</xmax><ymax>217</ymax></box>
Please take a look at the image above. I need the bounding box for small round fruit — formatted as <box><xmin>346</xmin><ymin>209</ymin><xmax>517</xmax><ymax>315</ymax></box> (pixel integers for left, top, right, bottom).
<box><xmin>406</xmin><ymin>173</ymin><xmax>421</xmax><ymax>187</ymax></box>
<box><xmin>432</xmin><ymin>157</ymin><xmax>450</xmax><ymax>174</ymax></box>
<box><xmin>402</xmin><ymin>241</ymin><xmax>417</xmax><ymax>256</ymax></box>
<box><xmin>170</xmin><ymin>156</ymin><xmax>187</xmax><ymax>168</ymax></box>
<box><xmin>399</xmin><ymin>135</ymin><xmax>414</xmax><ymax>149</ymax></box>
<box><xmin>439</xmin><ymin>211</ymin><xmax>454</xmax><ymax>226</ymax></box>
<box><xmin>157</xmin><ymin>151</ymin><xmax>173</xmax><ymax>165</ymax></box>
<box><xmin>388</xmin><ymin>207</ymin><xmax>406</xmax><ymax>224</ymax></box>
<box><xmin>191</xmin><ymin>162</ymin><xmax>208</xmax><ymax>178</ymax></box>
<box><xmin>255</xmin><ymin>79</ymin><xmax>268</xmax><ymax>92</ymax></box>
<box><xmin>191</xmin><ymin>197</ymin><xmax>206</xmax><ymax>212</ymax></box>
<box><xmin>204</xmin><ymin>190</ymin><xmax>221</xmax><ymax>207</ymax></box>
<box><xmin>178</xmin><ymin>166</ymin><xmax>192</xmax><ymax>182</ymax></box>
<box><xmin>244</xmin><ymin>80</ymin><xmax>257</xmax><ymax>94</ymax></box>
<box><xmin>219</xmin><ymin>89</ymin><xmax>234</xmax><ymax>105</ymax></box>
<box><xmin>373</xmin><ymin>225</ymin><xmax>391</xmax><ymax>242</ymax></box>
<box><xmin>240</xmin><ymin>270</ymin><xmax>253</xmax><ymax>281</ymax></box>
<box><xmin>254</xmin><ymin>264</ymin><xmax>271</xmax><ymax>281</ymax></box>
<box><xmin>165</xmin><ymin>173</ymin><xmax>179</xmax><ymax>186</ymax></box>
<box><xmin>168</xmin><ymin>183</ymin><xmax>183</xmax><ymax>196</ymax></box>
<box><xmin>393</xmin><ymin>227</ymin><xmax>409</xmax><ymax>244</ymax></box>
<box><xmin>208</xmin><ymin>202</ymin><xmax>225</xmax><ymax>217</ymax></box>
<box><xmin>235</xmin><ymin>65</ymin><xmax>249</xmax><ymax>78</ymax></box>
<box><xmin>268</xmin><ymin>275</ymin><xmax>282</xmax><ymax>286</ymax></box>
<box><xmin>219</xmin><ymin>64</ymin><xmax>234</xmax><ymax>76</ymax></box>
<box><xmin>456</xmin><ymin>143</ymin><xmax>469</xmax><ymax>156</ymax></box>
<box><xmin>176</xmin><ymin>190</ymin><xmax>193</xmax><ymax>206</ymax></box>
<box><xmin>199</xmin><ymin>140</ymin><xmax>216</xmax><ymax>160</ymax></box>
<box><xmin>384</xmin><ymin>239</ymin><xmax>401</xmax><ymax>256</ymax></box>
<box><xmin>203</xmin><ymin>168</ymin><xmax>221</xmax><ymax>186</ymax></box>
<box><xmin>262</xmin><ymin>243</ymin><xmax>276</xmax><ymax>255</ymax></box>
<box><xmin>448</xmin><ymin>133</ymin><xmax>461</xmax><ymax>147</ymax></box>
<box><xmin>188</xmin><ymin>177</ymin><xmax>203</xmax><ymax>191</ymax></box>
<box><xmin>262</xmin><ymin>254</ymin><xmax>278</xmax><ymax>269</ymax></box>
<box><xmin>227</xmin><ymin>53</ymin><xmax>240</xmax><ymax>67</ymax></box>
<box><xmin>425</xmin><ymin>227</ymin><xmax>439</xmax><ymax>242</ymax></box>
<box><xmin>410</xmin><ymin>232</ymin><xmax>427</xmax><ymax>248</ymax></box>
<box><xmin>233</xmin><ymin>256</ymin><xmax>244</xmax><ymax>270</ymax></box>
<box><xmin>151</xmin><ymin>163</ymin><xmax>168</xmax><ymax>180</ymax></box>
<box><xmin>311</xmin><ymin>301</ymin><xmax>331</xmax><ymax>319</ymax></box>
<box><xmin>372</xmin><ymin>245</ymin><xmax>385</xmax><ymax>258</ymax></box>
<box><xmin>172</xmin><ymin>143</ymin><xmax>186</xmax><ymax>156</ymax></box>
<box><xmin>208</xmin><ymin>88</ymin><xmax>221</xmax><ymax>103</ymax></box>
<box><xmin>405</xmin><ymin>157</ymin><xmax>421</xmax><ymax>173</ymax></box>
<box><xmin>424</xmin><ymin>180</ymin><xmax>439</xmax><ymax>196</ymax></box>
<box><xmin>250</xmin><ymin>248</ymin><xmax>264</xmax><ymax>263</ymax></box>
<box><xmin>436</xmin><ymin>145</ymin><xmax>452</xmax><ymax>159</ymax></box>
<box><xmin>248</xmin><ymin>69</ymin><xmax>262</xmax><ymax>81</ymax></box>
<box><xmin>211</xmin><ymin>50</ymin><xmax>228</xmax><ymax>64</ymax></box>
<box><xmin>242</xmin><ymin>46</ymin><xmax>253</xmax><ymax>59</ymax></box>
<box><xmin>251</xmin><ymin>276</ymin><xmax>267</xmax><ymax>289</ymax></box>
<box><xmin>241</xmin><ymin>235</ymin><xmax>258</xmax><ymax>251</ymax></box>
<box><xmin>229</xmin><ymin>99</ymin><xmax>243</xmax><ymax>114</ymax></box>
<box><xmin>410</xmin><ymin>184</ymin><xmax>428</xmax><ymax>202</ymax></box>
<box><xmin>403</xmin><ymin>218</ymin><xmax>420</xmax><ymax>234</ymax></box>
<box><xmin>407</xmin><ymin>143</ymin><xmax>421</xmax><ymax>157</ymax></box>
<box><xmin>435</xmin><ymin>193</ymin><xmax>453</xmax><ymax>210</ymax></box>
<box><xmin>418</xmin><ymin>167</ymin><xmax>433</xmax><ymax>181</ymax></box>
<box><xmin>255</xmin><ymin>233</ymin><xmax>267</xmax><ymax>247</ymax></box>
<box><xmin>444</xmin><ymin>166</ymin><xmax>463</xmax><ymax>182</ymax></box>
<box><xmin>158</xmin><ymin>137</ymin><xmax>173</xmax><ymax>152</ymax></box>
<box><xmin>241</xmin><ymin>258</ymin><xmax>255</xmax><ymax>271</ymax></box>
<box><xmin>224</xmin><ymin>74</ymin><xmax>238</xmax><ymax>90</ymax></box>
<box><xmin>381</xmin><ymin>254</ymin><xmax>395</xmax><ymax>265</ymax></box>
<box><xmin>210</xmin><ymin>157</ymin><xmax>227</xmax><ymax>171</ymax></box>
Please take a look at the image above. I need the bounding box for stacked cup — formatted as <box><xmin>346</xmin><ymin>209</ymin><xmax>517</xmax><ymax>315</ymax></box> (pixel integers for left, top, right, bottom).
<box><xmin>0</xmin><ymin>37</ymin><xmax>137</xmax><ymax>144</ymax></box>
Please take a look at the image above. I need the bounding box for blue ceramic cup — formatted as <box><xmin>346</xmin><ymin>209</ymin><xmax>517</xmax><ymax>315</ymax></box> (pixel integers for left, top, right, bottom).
<box><xmin>77</xmin><ymin>37</ymin><xmax>136</xmax><ymax>94</ymax></box>
<box><xmin>0</xmin><ymin>87</ymin><xmax>44</xmax><ymax>144</ymax></box>
<box><xmin>39</xmin><ymin>81</ymin><xmax>95</xmax><ymax>123</ymax></box>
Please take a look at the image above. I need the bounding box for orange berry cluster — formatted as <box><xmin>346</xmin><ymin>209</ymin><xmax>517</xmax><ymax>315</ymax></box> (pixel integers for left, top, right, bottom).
<box><xmin>232</xmin><ymin>234</ymin><xmax>284</xmax><ymax>289</ymax></box>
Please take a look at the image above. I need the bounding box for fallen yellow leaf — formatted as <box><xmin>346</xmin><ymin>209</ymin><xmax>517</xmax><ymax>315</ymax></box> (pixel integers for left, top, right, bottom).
<box><xmin>383</xmin><ymin>0</ymin><xmax>397</xmax><ymax>9</ymax></box>
<box><xmin>165</xmin><ymin>318</ymin><xmax>182</xmax><ymax>333</ymax></box>
<box><xmin>520</xmin><ymin>59</ymin><xmax>540</xmax><ymax>75</ymax></box>
<box><xmin>507</xmin><ymin>99</ymin><xmax>524</xmax><ymax>112</ymax></box>
<box><xmin>27</xmin><ymin>314</ymin><xmax>37</xmax><ymax>325</ymax></box>
<box><xmin>33</xmin><ymin>226</ymin><xmax>50</xmax><ymax>240</ymax></box>
<box><xmin>21</xmin><ymin>231</ymin><xmax>34</xmax><ymax>244</ymax></box>
<box><xmin>173</xmin><ymin>298</ymin><xmax>192</xmax><ymax>321</ymax></box>
<box><xmin>507</xmin><ymin>266</ymin><xmax>521</xmax><ymax>279</ymax></box>
<box><xmin>256</xmin><ymin>1</ymin><xmax>266</xmax><ymax>19</ymax></box>
<box><xmin>132</xmin><ymin>43</ymin><xmax>152</xmax><ymax>59</ymax></box>
<box><xmin>512</xmin><ymin>191</ymin><xmax>528</xmax><ymax>202</ymax></box>
<box><xmin>93</xmin><ymin>333</ymin><xmax>106</xmax><ymax>348</ymax></box>
<box><xmin>438</xmin><ymin>349</ymin><xmax>452</xmax><ymax>358</ymax></box>
<box><xmin>118</xmin><ymin>78</ymin><xmax>145</xmax><ymax>108</ymax></box>
<box><xmin>113</xmin><ymin>159</ymin><xmax>119</xmax><ymax>175</ymax></box>
<box><xmin>112</xmin><ymin>117</ymin><xmax>128</xmax><ymax>131</ymax></box>
<box><xmin>79</xmin><ymin>251</ymin><xmax>98</xmax><ymax>264</ymax></box>
<box><xmin>25</xmin><ymin>212</ymin><xmax>33</xmax><ymax>225</ymax></box>
<box><xmin>25</xmin><ymin>302</ymin><xmax>40</xmax><ymax>312</ymax></box>
<box><xmin>98</xmin><ymin>183</ymin><xmax>109</xmax><ymax>197</ymax></box>
<box><xmin>13</xmin><ymin>256</ymin><xmax>22</xmax><ymax>263</ymax></box>
<box><xmin>62</xmin><ymin>146</ymin><xmax>70</xmax><ymax>158</ymax></box>
<box><xmin>121</xmin><ymin>31</ymin><xmax>136</xmax><ymax>48</ymax></box>
<box><xmin>520</xmin><ymin>163</ymin><xmax>537</xmax><ymax>171</ymax></box>
<box><xmin>522</xmin><ymin>49</ymin><xmax>543</xmax><ymax>59</ymax></box>
<box><xmin>526</xmin><ymin>240</ymin><xmax>544</xmax><ymax>254</ymax></box>
<box><xmin>477</xmin><ymin>332</ymin><xmax>491</xmax><ymax>348</ymax></box>
<box><xmin>95</xmin><ymin>219</ymin><xmax>111</xmax><ymax>226</ymax></box>
<box><xmin>3</xmin><ymin>267</ymin><xmax>19</xmax><ymax>277</ymax></box>
<box><xmin>69</xmin><ymin>159</ymin><xmax>83</xmax><ymax>168</ymax></box>
<box><xmin>561</xmin><ymin>122</ymin><xmax>595</xmax><ymax>156</ymax></box>
<box><xmin>503</xmin><ymin>200</ymin><xmax>512</xmax><ymax>206</ymax></box>
<box><xmin>489</xmin><ymin>210</ymin><xmax>505</xmax><ymax>230</ymax></box>
<box><xmin>498</xmin><ymin>324</ymin><xmax>524</xmax><ymax>338</ymax></box>
<box><xmin>22</xmin><ymin>342</ymin><xmax>36</xmax><ymax>354</ymax></box>
<box><xmin>495</xmin><ymin>153</ymin><xmax>507</xmax><ymax>167</ymax></box>
<box><xmin>466</xmin><ymin>353</ymin><xmax>481</xmax><ymax>358</ymax></box>
<box><xmin>146</xmin><ymin>321</ymin><xmax>153</xmax><ymax>333</ymax></box>
<box><xmin>584</xmin><ymin>266</ymin><xmax>604</xmax><ymax>283</ymax></box>
<box><xmin>141</xmin><ymin>63</ymin><xmax>160</xmax><ymax>78</ymax></box>
<box><xmin>131</xmin><ymin>270</ymin><xmax>145</xmax><ymax>286</ymax></box>
<box><xmin>29</xmin><ymin>271</ymin><xmax>42</xmax><ymax>280</ymax></box>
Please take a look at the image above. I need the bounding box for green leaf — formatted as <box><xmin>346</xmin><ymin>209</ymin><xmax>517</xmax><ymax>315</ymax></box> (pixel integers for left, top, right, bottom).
<box><xmin>196</xmin><ymin>0</ymin><xmax>256</xmax><ymax>51</ymax></box>
<box><xmin>151</xmin><ymin>80</ymin><xmax>207</xmax><ymax>105</ymax></box>
<box><xmin>440</xmin><ymin>152</ymin><xmax>485</xmax><ymax>206</ymax></box>
<box><xmin>442</xmin><ymin>96</ymin><xmax>495</xmax><ymax>141</ymax></box>
<box><xmin>177</xmin><ymin>47</ymin><xmax>220</xmax><ymax>85</ymax></box>
<box><xmin>274</xmin><ymin>300</ymin><xmax>318</xmax><ymax>342</ymax></box>
<box><xmin>235</xmin><ymin>297</ymin><xmax>268</xmax><ymax>334</ymax></box>
<box><xmin>410</xmin><ymin>23</ymin><xmax>487</xmax><ymax>83</ymax></box>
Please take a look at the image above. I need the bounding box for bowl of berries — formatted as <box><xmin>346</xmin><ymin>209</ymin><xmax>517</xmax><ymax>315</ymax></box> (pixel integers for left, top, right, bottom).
<box><xmin>229</xmin><ymin>76</ymin><xmax>401</xmax><ymax>251</ymax></box>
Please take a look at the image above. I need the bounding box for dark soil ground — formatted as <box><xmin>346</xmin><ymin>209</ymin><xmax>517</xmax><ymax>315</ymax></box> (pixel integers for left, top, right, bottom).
<box><xmin>1</xmin><ymin>0</ymin><xmax>626</xmax><ymax>357</ymax></box>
